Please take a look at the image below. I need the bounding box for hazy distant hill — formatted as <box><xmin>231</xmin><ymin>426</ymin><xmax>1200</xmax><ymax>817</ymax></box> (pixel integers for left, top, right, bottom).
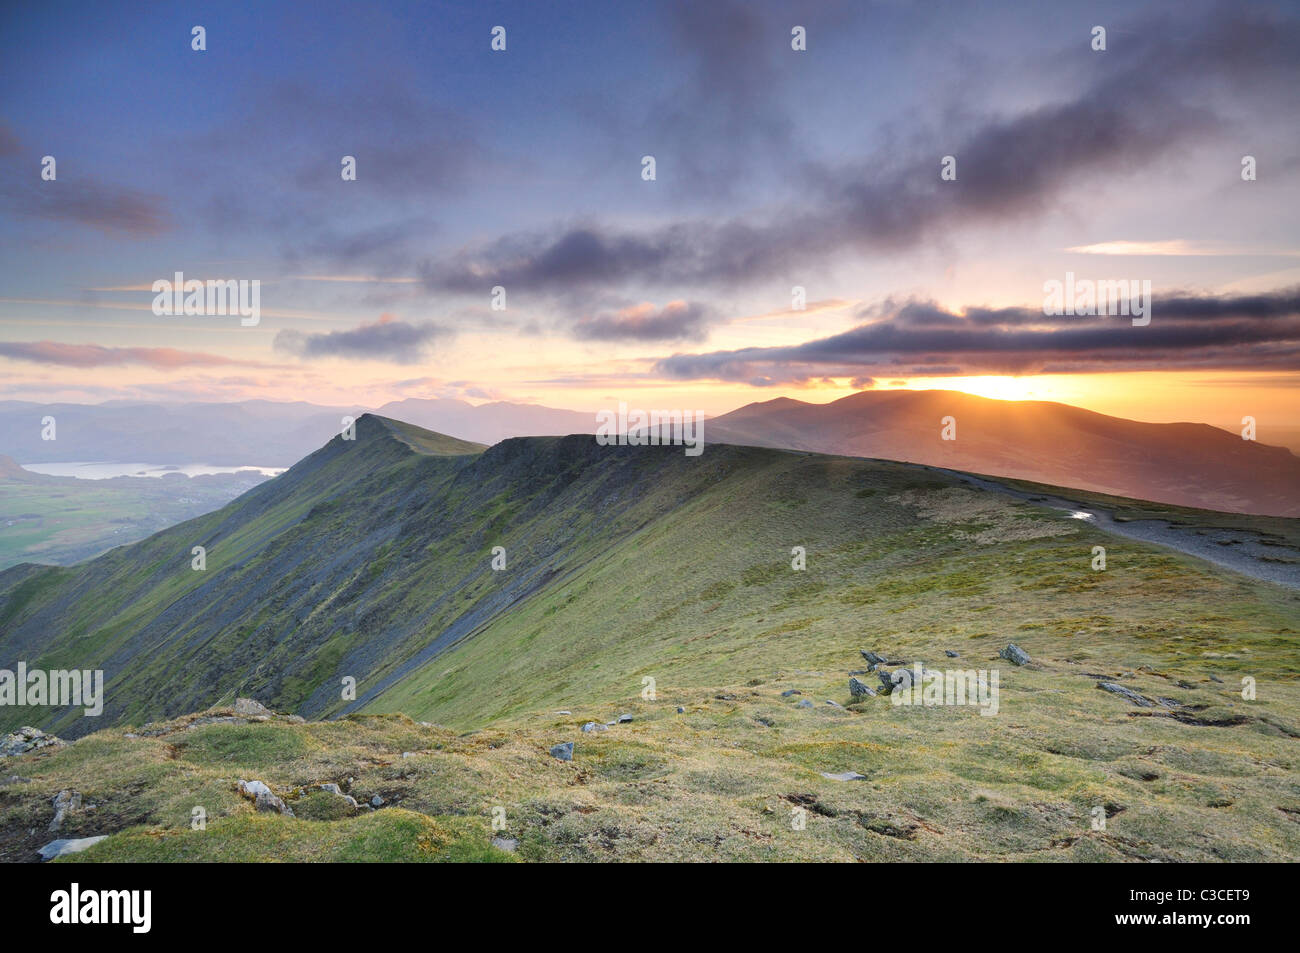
<box><xmin>6</xmin><ymin>392</ymin><xmax>1294</xmax><ymax>516</ymax></box>
<box><xmin>708</xmin><ymin>390</ymin><xmax>1300</xmax><ymax>516</ymax></box>
<box><xmin>0</xmin><ymin>400</ymin><xmax>356</xmax><ymax>467</ymax></box>
<box><xmin>374</xmin><ymin>398</ymin><xmax>594</xmax><ymax>445</ymax></box>
<box><xmin>0</xmin><ymin>398</ymin><xmax>593</xmax><ymax>467</ymax></box>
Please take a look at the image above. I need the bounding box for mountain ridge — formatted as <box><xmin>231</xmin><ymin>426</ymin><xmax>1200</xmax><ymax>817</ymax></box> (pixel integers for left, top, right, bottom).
<box><xmin>3</xmin><ymin>414</ymin><xmax>1297</xmax><ymax>742</ymax></box>
<box><xmin>707</xmin><ymin>389</ymin><xmax>1300</xmax><ymax>516</ymax></box>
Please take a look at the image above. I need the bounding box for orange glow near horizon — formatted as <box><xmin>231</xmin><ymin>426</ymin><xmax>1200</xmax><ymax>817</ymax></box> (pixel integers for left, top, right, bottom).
<box><xmin>1</xmin><ymin>354</ymin><xmax>1295</xmax><ymax>436</ymax></box>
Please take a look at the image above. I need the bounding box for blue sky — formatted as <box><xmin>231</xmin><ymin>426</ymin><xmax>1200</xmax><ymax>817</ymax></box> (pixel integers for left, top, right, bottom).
<box><xmin>1</xmin><ymin>0</ymin><xmax>1297</xmax><ymax>424</ymax></box>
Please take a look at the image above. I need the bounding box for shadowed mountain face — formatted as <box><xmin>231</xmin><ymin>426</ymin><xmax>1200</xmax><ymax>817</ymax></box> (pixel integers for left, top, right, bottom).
<box><xmin>707</xmin><ymin>390</ymin><xmax>1300</xmax><ymax>517</ymax></box>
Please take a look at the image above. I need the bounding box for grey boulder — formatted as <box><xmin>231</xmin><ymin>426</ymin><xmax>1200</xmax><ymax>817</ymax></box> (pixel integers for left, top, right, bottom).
<box><xmin>232</xmin><ymin>697</ymin><xmax>273</xmax><ymax>717</ymax></box>
<box><xmin>49</xmin><ymin>789</ymin><xmax>82</xmax><ymax>832</ymax></box>
<box><xmin>550</xmin><ymin>742</ymin><xmax>575</xmax><ymax>761</ymax></box>
<box><xmin>237</xmin><ymin>779</ymin><xmax>273</xmax><ymax>799</ymax></box>
<box><xmin>255</xmin><ymin>791</ymin><xmax>294</xmax><ymax>816</ymax></box>
<box><xmin>848</xmin><ymin>677</ymin><xmax>876</xmax><ymax>699</ymax></box>
<box><xmin>238</xmin><ymin>779</ymin><xmax>293</xmax><ymax>816</ymax></box>
<box><xmin>999</xmin><ymin>643</ymin><xmax>1032</xmax><ymax>666</ymax></box>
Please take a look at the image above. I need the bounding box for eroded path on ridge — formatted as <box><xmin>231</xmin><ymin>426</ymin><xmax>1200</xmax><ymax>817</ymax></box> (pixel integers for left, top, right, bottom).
<box><xmin>932</xmin><ymin>468</ymin><xmax>1300</xmax><ymax>591</ymax></box>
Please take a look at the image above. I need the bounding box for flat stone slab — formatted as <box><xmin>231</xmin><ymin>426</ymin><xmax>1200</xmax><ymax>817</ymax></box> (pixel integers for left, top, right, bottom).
<box><xmin>38</xmin><ymin>836</ymin><xmax>107</xmax><ymax>861</ymax></box>
<box><xmin>1096</xmin><ymin>682</ymin><xmax>1159</xmax><ymax>708</ymax></box>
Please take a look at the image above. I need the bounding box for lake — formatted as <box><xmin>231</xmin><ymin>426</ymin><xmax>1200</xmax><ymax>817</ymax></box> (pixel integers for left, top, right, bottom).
<box><xmin>20</xmin><ymin>462</ymin><xmax>285</xmax><ymax>480</ymax></box>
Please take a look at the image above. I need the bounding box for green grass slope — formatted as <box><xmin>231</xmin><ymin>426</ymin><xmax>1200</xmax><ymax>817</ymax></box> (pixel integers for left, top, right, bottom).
<box><xmin>0</xmin><ymin>416</ymin><xmax>486</xmax><ymax>734</ymax></box>
<box><xmin>1</xmin><ymin>415</ymin><xmax>1298</xmax><ymax>861</ymax></box>
<box><xmin>0</xmin><ymin>461</ymin><xmax>269</xmax><ymax>570</ymax></box>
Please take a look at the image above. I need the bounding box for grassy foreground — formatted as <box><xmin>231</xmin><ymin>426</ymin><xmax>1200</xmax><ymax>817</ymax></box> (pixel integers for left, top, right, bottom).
<box><xmin>3</xmin><ymin>638</ymin><xmax>1298</xmax><ymax>862</ymax></box>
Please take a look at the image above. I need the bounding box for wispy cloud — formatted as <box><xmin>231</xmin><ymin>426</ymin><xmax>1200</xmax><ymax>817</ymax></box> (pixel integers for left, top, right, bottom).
<box><xmin>572</xmin><ymin>300</ymin><xmax>714</xmax><ymax>342</ymax></box>
<box><xmin>1067</xmin><ymin>240</ymin><xmax>1300</xmax><ymax>257</ymax></box>
<box><xmin>274</xmin><ymin>314</ymin><xmax>451</xmax><ymax>363</ymax></box>
<box><xmin>0</xmin><ymin>341</ymin><xmax>253</xmax><ymax>368</ymax></box>
<box><xmin>0</xmin><ymin>124</ymin><xmax>170</xmax><ymax>235</ymax></box>
<box><xmin>286</xmin><ymin>275</ymin><xmax>420</xmax><ymax>284</ymax></box>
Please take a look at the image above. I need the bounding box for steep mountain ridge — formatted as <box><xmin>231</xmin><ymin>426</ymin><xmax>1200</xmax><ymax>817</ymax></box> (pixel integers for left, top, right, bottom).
<box><xmin>3</xmin><ymin>415</ymin><xmax>1297</xmax><ymax>743</ymax></box>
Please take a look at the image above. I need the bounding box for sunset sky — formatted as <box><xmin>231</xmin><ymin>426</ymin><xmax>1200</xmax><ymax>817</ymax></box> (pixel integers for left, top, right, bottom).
<box><xmin>1</xmin><ymin>0</ymin><xmax>1297</xmax><ymax>431</ymax></box>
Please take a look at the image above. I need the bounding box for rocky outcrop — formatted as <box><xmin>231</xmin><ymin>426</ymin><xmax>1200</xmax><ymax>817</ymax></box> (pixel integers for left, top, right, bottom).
<box><xmin>237</xmin><ymin>778</ymin><xmax>294</xmax><ymax>817</ymax></box>
<box><xmin>231</xmin><ymin>698</ymin><xmax>273</xmax><ymax>718</ymax></box>
<box><xmin>1</xmin><ymin>726</ymin><xmax>66</xmax><ymax>758</ymax></box>
<box><xmin>49</xmin><ymin>789</ymin><xmax>82</xmax><ymax>832</ymax></box>
<box><xmin>1096</xmin><ymin>682</ymin><xmax>1166</xmax><ymax>708</ymax></box>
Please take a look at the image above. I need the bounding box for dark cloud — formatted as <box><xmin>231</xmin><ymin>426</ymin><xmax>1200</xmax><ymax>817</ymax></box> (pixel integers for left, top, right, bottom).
<box><xmin>0</xmin><ymin>122</ymin><xmax>170</xmax><ymax>234</ymax></box>
<box><xmin>642</xmin><ymin>0</ymin><xmax>799</xmax><ymax>196</ymax></box>
<box><xmin>654</xmin><ymin>287</ymin><xmax>1300</xmax><ymax>383</ymax></box>
<box><xmin>1</xmin><ymin>177</ymin><xmax>169</xmax><ymax>236</ymax></box>
<box><xmin>573</xmin><ymin>300</ymin><xmax>714</xmax><ymax>342</ymax></box>
<box><xmin>274</xmin><ymin>315</ymin><xmax>450</xmax><ymax>363</ymax></box>
<box><xmin>421</xmin><ymin>7</ymin><xmax>1299</xmax><ymax>297</ymax></box>
<box><xmin>0</xmin><ymin>341</ymin><xmax>245</xmax><ymax>368</ymax></box>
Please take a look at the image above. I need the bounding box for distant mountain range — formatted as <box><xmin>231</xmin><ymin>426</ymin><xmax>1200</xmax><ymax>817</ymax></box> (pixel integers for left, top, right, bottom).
<box><xmin>0</xmin><ymin>398</ymin><xmax>594</xmax><ymax>467</ymax></box>
<box><xmin>1</xmin><ymin>390</ymin><xmax>1296</xmax><ymax>515</ymax></box>
<box><xmin>708</xmin><ymin>390</ymin><xmax>1300</xmax><ymax>517</ymax></box>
